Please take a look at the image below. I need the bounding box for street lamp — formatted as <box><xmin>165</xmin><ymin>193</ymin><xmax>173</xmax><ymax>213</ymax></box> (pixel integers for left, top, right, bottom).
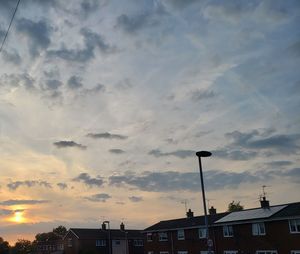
<box><xmin>196</xmin><ymin>151</ymin><xmax>212</xmax><ymax>252</ymax></box>
<box><xmin>103</xmin><ymin>221</ymin><xmax>111</xmax><ymax>254</ymax></box>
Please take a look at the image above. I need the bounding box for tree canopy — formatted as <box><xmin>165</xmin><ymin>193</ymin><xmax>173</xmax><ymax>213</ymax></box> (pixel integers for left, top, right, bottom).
<box><xmin>227</xmin><ymin>200</ymin><xmax>244</xmax><ymax>212</ymax></box>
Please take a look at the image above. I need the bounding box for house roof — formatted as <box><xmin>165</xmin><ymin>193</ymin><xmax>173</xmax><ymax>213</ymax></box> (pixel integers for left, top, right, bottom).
<box><xmin>67</xmin><ymin>228</ymin><xmax>143</xmax><ymax>239</ymax></box>
<box><xmin>144</xmin><ymin>212</ymin><xmax>228</xmax><ymax>232</ymax></box>
<box><xmin>215</xmin><ymin>205</ymin><xmax>287</xmax><ymax>224</ymax></box>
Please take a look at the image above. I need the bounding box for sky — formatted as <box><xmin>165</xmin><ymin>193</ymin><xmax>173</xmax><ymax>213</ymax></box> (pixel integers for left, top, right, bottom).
<box><xmin>0</xmin><ymin>0</ymin><xmax>300</xmax><ymax>244</ymax></box>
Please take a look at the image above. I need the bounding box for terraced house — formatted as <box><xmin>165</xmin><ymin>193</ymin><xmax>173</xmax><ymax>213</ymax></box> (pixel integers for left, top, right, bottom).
<box><xmin>144</xmin><ymin>199</ymin><xmax>300</xmax><ymax>254</ymax></box>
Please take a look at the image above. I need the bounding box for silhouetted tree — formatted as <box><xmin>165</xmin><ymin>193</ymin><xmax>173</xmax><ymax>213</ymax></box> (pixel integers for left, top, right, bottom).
<box><xmin>227</xmin><ymin>200</ymin><xmax>244</xmax><ymax>212</ymax></box>
<box><xmin>52</xmin><ymin>226</ymin><xmax>67</xmax><ymax>238</ymax></box>
<box><xmin>11</xmin><ymin>239</ymin><xmax>32</xmax><ymax>254</ymax></box>
<box><xmin>0</xmin><ymin>237</ymin><xmax>10</xmax><ymax>254</ymax></box>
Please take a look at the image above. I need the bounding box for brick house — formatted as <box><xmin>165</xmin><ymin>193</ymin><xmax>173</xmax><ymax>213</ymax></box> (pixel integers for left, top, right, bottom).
<box><xmin>63</xmin><ymin>223</ymin><xmax>144</xmax><ymax>254</ymax></box>
<box><xmin>143</xmin><ymin>200</ymin><xmax>300</xmax><ymax>254</ymax></box>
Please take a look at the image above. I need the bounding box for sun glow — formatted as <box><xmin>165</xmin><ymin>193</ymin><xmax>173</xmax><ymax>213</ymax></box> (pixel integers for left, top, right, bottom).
<box><xmin>12</xmin><ymin>211</ymin><xmax>26</xmax><ymax>223</ymax></box>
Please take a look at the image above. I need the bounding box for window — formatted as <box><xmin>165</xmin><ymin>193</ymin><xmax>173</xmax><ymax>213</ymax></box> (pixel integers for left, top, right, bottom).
<box><xmin>291</xmin><ymin>251</ymin><xmax>300</xmax><ymax>254</ymax></box>
<box><xmin>289</xmin><ymin>219</ymin><xmax>300</xmax><ymax>233</ymax></box>
<box><xmin>96</xmin><ymin>240</ymin><xmax>106</xmax><ymax>246</ymax></box>
<box><xmin>256</xmin><ymin>251</ymin><xmax>277</xmax><ymax>254</ymax></box>
<box><xmin>147</xmin><ymin>233</ymin><xmax>153</xmax><ymax>242</ymax></box>
<box><xmin>223</xmin><ymin>225</ymin><xmax>233</xmax><ymax>237</ymax></box>
<box><xmin>198</xmin><ymin>227</ymin><xmax>207</xmax><ymax>239</ymax></box>
<box><xmin>148</xmin><ymin>252</ymin><xmax>154</xmax><ymax>254</ymax></box>
<box><xmin>177</xmin><ymin>229</ymin><xmax>185</xmax><ymax>240</ymax></box>
<box><xmin>178</xmin><ymin>251</ymin><xmax>188</xmax><ymax>254</ymax></box>
<box><xmin>224</xmin><ymin>251</ymin><xmax>238</xmax><ymax>254</ymax></box>
<box><xmin>252</xmin><ymin>223</ymin><xmax>266</xmax><ymax>235</ymax></box>
<box><xmin>68</xmin><ymin>238</ymin><xmax>72</xmax><ymax>247</ymax></box>
<box><xmin>200</xmin><ymin>251</ymin><xmax>214</xmax><ymax>254</ymax></box>
<box><xmin>134</xmin><ymin>239</ymin><xmax>143</xmax><ymax>246</ymax></box>
<box><xmin>160</xmin><ymin>252</ymin><xmax>169</xmax><ymax>254</ymax></box>
<box><xmin>113</xmin><ymin>240</ymin><xmax>121</xmax><ymax>246</ymax></box>
<box><xmin>159</xmin><ymin>232</ymin><xmax>168</xmax><ymax>241</ymax></box>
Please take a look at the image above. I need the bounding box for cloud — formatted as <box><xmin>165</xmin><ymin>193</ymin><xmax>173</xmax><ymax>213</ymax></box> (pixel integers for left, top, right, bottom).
<box><xmin>264</xmin><ymin>161</ymin><xmax>293</xmax><ymax>168</ymax></box>
<box><xmin>57</xmin><ymin>183</ymin><xmax>68</xmax><ymax>190</ymax></box>
<box><xmin>80</xmin><ymin>0</ymin><xmax>108</xmax><ymax>18</ymax></box>
<box><xmin>72</xmin><ymin>173</ymin><xmax>104</xmax><ymax>187</ymax></box>
<box><xmin>226</xmin><ymin>130</ymin><xmax>300</xmax><ymax>154</ymax></box>
<box><xmin>148</xmin><ymin>149</ymin><xmax>195</xmax><ymax>159</ymax></box>
<box><xmin>128</xmin><ymin>196</ymin><xmax>143</xmax><ymax>202</ymax></box>
<box><xmin>0</xmin><ymin>73</ymin><xmax>35</xmax><ymax>90</ymax></box>
<box><xmin>7</xmin><ymin>181</ymin><xmax>52</xmax><ymax>191</ymax></box>
<box><xmin>190</xmin><ymin>89</ymin><xmax>216</xmax><ymax>102</ymax></box>
<box><xmin>68</xmin><ymin>75</ymin><xmax>83</xmax><ymax>89</ymax></box>
<box><xmin>212</xmin><ymin>149</ymin><xmax>258</xmax><ymax>161</ymax></box>
<box><xmin>109</xmin><ymin>168</ymin><xmax>300</xmax><ymax>192</ymax></box>
<box><xmin>109</xmin><ymin>149</ymin><xmax>125</xmax><ymax>154</ymax></box>
<box><xmin>47</xmin><ymin>28</ymin><xmax>116</xmax><ymax>62</ymax></box>
<box><xmin>0</xmin><ymin>199</ymin><xmax>49</xmax><ymax>206</ymax></box>
<box><xmin>1</xmin><ymin>49</ymin><xmax>21</xmax><ymax>65</ymax></box>
<box><xmin>87</xmin><ymin>132</ymin><xmax>127</xmax><ymax>140</ymax></box>
<box><xmin>166</xmin><ymin>0</ymin><xmax>199</xmax><ymax>9</ymax></box>
<box><xmin>84</xmin><ymin>193</ymin><xmax>111</xmax><ymax>202</ymax></box>
<box><xmin>0</xmin><ymin>209</ymin><xmax>13</xmax><ymax>216</ymax></box>
<box><xmin>53</xmin><ymin>141</ymin><xmax>87</xmax><ymax>150</ymax></box>
<box><xmin>16</xmin><ymin>18</ymin><xmax>52</xmax><ymax>57</ymax></box>
<box><xmin>42</xmin><ymin>79</ymin><xmax>62</xmax><ymax>90</ymax></box>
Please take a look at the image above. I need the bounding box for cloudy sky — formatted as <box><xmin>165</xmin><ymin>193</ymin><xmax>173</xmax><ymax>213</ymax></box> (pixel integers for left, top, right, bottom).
<box><xmin>0</xmin><ymin>0</ymin><xmax>300</xmax><ymax>244</ymax></box>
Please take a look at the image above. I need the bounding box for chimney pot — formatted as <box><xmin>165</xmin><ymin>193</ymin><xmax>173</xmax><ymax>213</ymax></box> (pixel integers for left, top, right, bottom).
<box><xmin>260</xmin><ymin>196</ymin><xmax>270</xmax><ymax>209</ymax></box>
<box><xmin>186</xmin><ymin>209</ymin><xmax>194</xmax><ymax>218</ymax></box>
<box><xmin>209</xmin><ymin>206</ymin><xmax>217</xmax><ymax>215</ymax></box>
<box><xmin>120</xmin><ymin>222</ymin><xmax>125</xmax><ymax>231</ymax></box>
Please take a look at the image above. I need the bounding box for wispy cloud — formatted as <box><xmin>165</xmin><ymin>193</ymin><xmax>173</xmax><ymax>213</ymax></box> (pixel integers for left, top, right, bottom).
<box><xmin>53</xmin><ymin>141</ymin><xmax>87</xmax><ymax>150</ymax></box>
<box><xmin>0</xmin><ymin>200</ymin><xmax>49</xmax><ymax>206</ymax></box>
<box><xmin>7</xmin><ymin>181</ymin><xmax>52</xmax><ymax>191</ymax></box>
<box><xmin>87</xmin><ymin>132</ymin><xmax>127</xmax><ymax>140</ymax></box>
<box><xmin>149</xmin><ymin>149</ymin><xmax>195</xmax><ymax>159</ymax></box>
<box><xmin>128</xmin><ymin>196</ymin><xmax>143</xmax><ymax>202</ymax></box>
<box><xmin>72</xmin><ymin>173</ymin><xmax>104</xmax><ymax>187</ymax></box>
<box><xmin>84</xmin><ymin>193</ymin><xmax>111</xmax><ymax>202</ymax></box>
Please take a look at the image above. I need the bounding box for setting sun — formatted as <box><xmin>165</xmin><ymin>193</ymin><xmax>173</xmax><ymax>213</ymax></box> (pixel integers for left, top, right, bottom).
<box><xmin>12</xmin><ymin>211</ymin><xmax>25</xmax><ymax>223</ymax></box>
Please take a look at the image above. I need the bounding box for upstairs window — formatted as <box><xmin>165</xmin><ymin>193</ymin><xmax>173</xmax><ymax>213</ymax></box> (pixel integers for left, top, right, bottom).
<box><xmin>289</xmin><ymin>219</ymin><xmax>300</xmax><ymax>233</ymax></box>
<box><xmin>96</xmin><ymin>240</ymin><xmax>106</xmax><ymax>246</ymax></box>
<box><xmin>68</xmin><ymin>238</ymin><xmax>72</xmax><ymax>247</ymax></box>
<box><xmin>159</xmin><ymin>232</ymin><xmax>168</xmax><ymax>241</ymax></box>
<box><xmin>256</xmin><ymin>251</ymin><xmax>277</xmax><ymax>254</ymax></box>
<box><xmin>198</xmin><ymin>227</ymin><xmax>207</xmax><ymax>239</ymax></box>
<box><xmin>223</xmin><ymin>225</ymin><xmax>233</xmax><ymax>237</ymax></box>
<box><xmin>178</xmin><ymin>251</ymin><xmax>188</xmax><ymax>254</ymax></box>
<box><xmin>291</xmin><ymin>251</ymin><xmax>300</xmax><ymax>254</ymax></box>
<box><xmin>133</xmin><ymin>240</ymin><xmax>143</xmax><ymax>246</ymax></box>
<box><xmin>224</xmin><ymin>251</ymin><xmax>238</xmax><ymax>254</ymax></box>
<box><xmin>147</xmin><ymin>233</ymin><xmax>153</xmax><ymax>242</ymax></box>
<box><xmin>252</xmin><ymin>223</ymin><xmax>266</xmax><ymax>236</ymax></box>
<box><xmin>177</xmin><ymin>229</ymin><xmax>185</xmax><ymax>240</ymax></box>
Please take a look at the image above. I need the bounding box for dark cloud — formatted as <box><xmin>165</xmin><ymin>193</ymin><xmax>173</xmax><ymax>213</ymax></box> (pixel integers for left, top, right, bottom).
<box><xmin>87</xmin><ymin>132</ymin><xmax>127</xmax><ymax>140</ymax></box>
<box><xmin>226</xmin><ymin>130</ymin><xmax>300</xmax><ymax>154</ymax></box>
<box><xmin>53</xmin><ymin>141</ymin><xmax>87</xmax><ymax>150</ymax></box>
<box><xmin>47</xmin><ymin>28</ymin><xmax>116</xmax><ymax>62</ymax></box>
<box><xmin>0</xmin><ymin>209</ymin><xmax>13</xmax><ymax>215</ymax></box>
<box><xmin>1</xmin><ymin>49</ymin><xmax>21</xmax><ymax>65</ymax></box>
<box><xmin>109</xmin><ymin>149</ymin><xmax>125</xmax><ymax>154</ymax></box>
<box><xmin>57</xmin><ymin>183</ymin><xmax>68</xmax><ymax>190</ymax></box>
<box><xmin>16</xmin><ymin>18</ymin><xmax>52</xmax><ymax>57</ymax></box>
<box><xmin>167</xmin><ymin>0</ymin><xmax>199</xmax><ymax>9</ymax></box>
<box><xmin>0</xmin><ymin>199</ymin><xmax>49</xmax><ymax>206</ymax></box>
<box><xmin>128</xmin><ymin>196</ymin><xmax>143</xmax><ymax>202</ymax></box>
<box><xmin>264</xmin><ymin>161</ymin><xmax>293</xmax><ymax>168</ymax></box>
<box><xmin>82</xmin><ymin>83</ymin><xmax>105</xmax><ymax>94</ymax></box>
<box><xmin>80</xmin><ymin>0</ymin><xmax>108</xmax><ymax>18</ymax></box>
<box><xmin>7</xmin><ymin>180</ymin><xmax>52</xmax><ymax>191</ymax></box>
<box><xmin>109</xmin><ymin>168</ymin><xmax>300</xmax><ymax>192</ymax></box>
<box><xmin>0</xmin><ymin>73</ymin><xmax>35</xmax><ymax>90</ymax></box>
<box><xmin>190</xmin><ymin>89</ymin><xmax>216</xmax><ymax>102</ymax></box>
<box><xmin>149</xmin><ymin>149</ymin><xmax>195</xmax><ymax>159</ymax></box>
<box><xmin>42</xmin><ymin>79</ymin><xmax>62</xmax><ymax>90</ymax></box>
<box><xmin>116</xmin><ymin>3</ymin><xmax>167</xmax><ymax>34</ymax></box>
<box><xmin>84</xmin><ymin>193</ymin><xmax>111</xmax><ymax>202</ymax></box>
<box><xmin>212</xmin><ymin>149</ymin><xmax>258</xmax><ymax>161</ymax></box>
<box><xmin>68</xmin><ymin>75</ymin><xmax>83</xmax><ymax>89</ymax></box>
<box><xmin>72</xmin><ymin>173</ymin><xmax>104</xmax><ymax>187</ymax></box>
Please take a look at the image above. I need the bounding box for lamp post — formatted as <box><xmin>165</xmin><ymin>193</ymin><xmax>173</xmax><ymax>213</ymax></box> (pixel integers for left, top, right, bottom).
<box><xmin>196</xmin><ymin>151</ymin><xmax>212</xmax><ymax>253</ymax></box>
<box><xmin>103</xmin><ymin>221</ymin><xmax>111</xmax><ymax>254</ymax></box>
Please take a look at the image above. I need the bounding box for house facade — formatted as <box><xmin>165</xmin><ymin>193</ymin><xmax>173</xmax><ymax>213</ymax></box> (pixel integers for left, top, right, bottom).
<box><xmin>63</xmin><ymin>223</ymin><xmax>144</xmax><ymax>254</ymax></box>
<box><xmin>143</xmin><ymin>200</ymin><xmax>300</xmax><ymax>254</ymax></box>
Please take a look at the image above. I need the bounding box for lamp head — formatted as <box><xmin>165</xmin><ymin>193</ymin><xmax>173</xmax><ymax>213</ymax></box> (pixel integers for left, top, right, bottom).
<box><xmin>196</xmin><ymin>151</ymin><xmax>212</xmax><ymax>157</ymax></box>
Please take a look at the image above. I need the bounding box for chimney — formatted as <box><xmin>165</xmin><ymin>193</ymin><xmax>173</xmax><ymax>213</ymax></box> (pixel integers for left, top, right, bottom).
<box><xmin>260</xmin><ymin>196</ymin><xmax>270</xmax><ymax>209</ymax></box>
<box><xmin>186</xmin><ymin>209</ymin><xmax>194</xmax><ymax>218</ymax></box>
<box><xmin>120</xmin><ymin>222</ymin><xmax>125</xmax><ymax>231</ymax></box>
<box><xmin>102</xmin><ymin>222</ymin><xmax>106</xmax><ymax>230</ymax></box>
<box><xmin>209</xmin><ymin>206</ymin><xmax>217</xmax><ymax>215</ymax></box>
